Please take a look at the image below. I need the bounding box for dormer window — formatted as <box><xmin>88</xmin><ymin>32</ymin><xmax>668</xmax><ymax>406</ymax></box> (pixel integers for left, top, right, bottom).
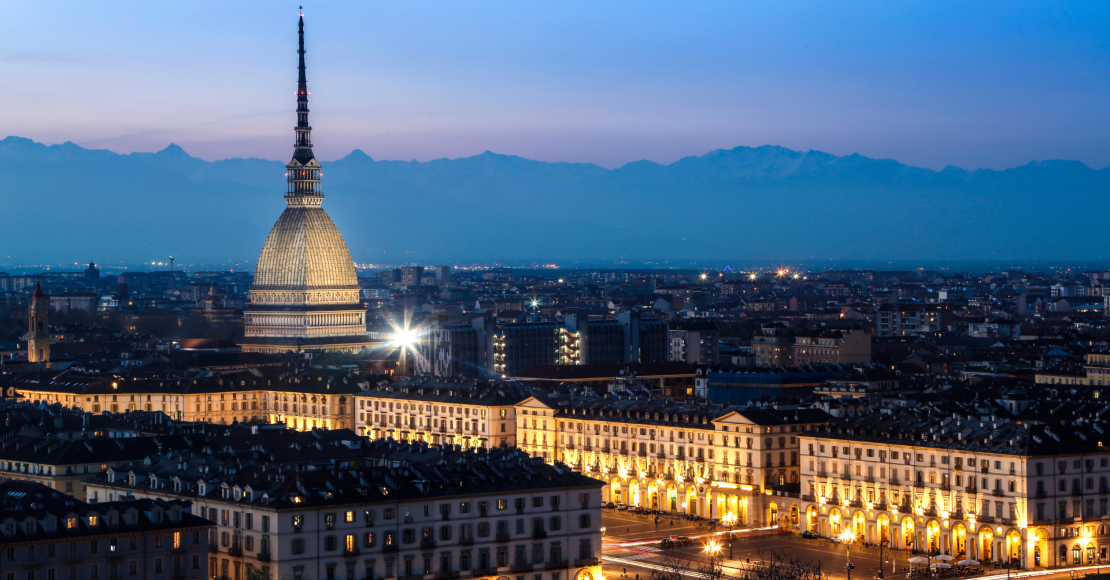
<box><xmin>66</xmin><ymin>518</ymin><xmax>77</xmax><ymax>529</ymax></box>
<box><xmin>3</xmin><ymin>523</ymin><xmax>15</xmax><ymax>535</ymax></box>
<box><xmin>88</xmin><ymin>516</ymin><xmax>98</xmax><ymax>527</ymax></box>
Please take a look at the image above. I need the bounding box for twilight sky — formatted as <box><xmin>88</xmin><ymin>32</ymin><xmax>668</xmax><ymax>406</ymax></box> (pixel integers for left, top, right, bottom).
<box><xmin>4</xmin><ymin>1</ymin><xmax>1109</xmax><ymax>170</ymax></box>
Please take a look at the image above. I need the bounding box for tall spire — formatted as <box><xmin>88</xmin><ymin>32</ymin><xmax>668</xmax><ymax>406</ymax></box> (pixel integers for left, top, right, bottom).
<box><xmin>287</xmin><ymin>6</ymin><xmax>321</xmax><ymax>201</ymax></box>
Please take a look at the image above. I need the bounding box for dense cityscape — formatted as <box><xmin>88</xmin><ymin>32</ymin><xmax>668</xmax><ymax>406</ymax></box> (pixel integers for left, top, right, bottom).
<box><xmin>4</xmin><ymin>4</ymin><xmax>1109</xmax><ymax>580</ymax></box>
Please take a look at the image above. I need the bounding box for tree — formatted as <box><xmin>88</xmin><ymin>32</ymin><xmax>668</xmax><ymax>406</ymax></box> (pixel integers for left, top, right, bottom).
<box><xmin>651</xmin><ymin>553</ymin><xmax>692</xmax><ymax>580</ymax></box>
<box><xmin>736</xmin><ymin>549</ymin><xmax>828</xmax><ymax>580</ymax></box>
<box><xmin>246</xmin><ymin>568</ymin><xmax>273</xmax><ymax>580</ymax></box>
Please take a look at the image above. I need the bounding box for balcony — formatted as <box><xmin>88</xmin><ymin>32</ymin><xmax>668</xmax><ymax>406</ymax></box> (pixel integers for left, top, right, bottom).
<box><xmin>208</xmin><ymin>544</ymin><xmax>219</xmax><ymax>554</ymax></box>
<box><xmin>992</xmin><ymin>489</ymin><xmax>1005</xmax><ymax>497</ymax></box>
<box><xmin>874</xmin><ymin>503</ymin><xmax>888</xmax><ymax>511</ymax></box>
<box><xmin>256</xmin><ymin>552</ymin><xmax>271</xmax><ymax>562</ymax></box>
<box><xmin>107</xmin><ymin>550</ymin><xmax>124</xmax><ymax>559</ymax></box>
<box><xmin>228</xmin><ymin>546</ymin><xmax>242</xmax><ymax>558</ymax></box>
<box><xmin>546</xmin><ymin>561</ymin><xmax>569</xmax><ymax>570</ymax></box>
<box><xmin>496</xmin><ymin>532</ymin><xmax>511</xmax><ymax>543</ymax></box>
<box><xmin>533</xmin><ymin>530</ymin><xmax>547</xmax><ymax>540</ymax></box>
<box><xmin>473</xmin><ymin>569</ymin><xmax>499</xmax><ymax>576</ymax></box>
<box><xmin>345</xmin><ymin>547</ymin><xmax>361</xmax><ymax>558</ymax></box>
<box><xmin>574</xmin><ymin>558</ymin><xmax>600</xmax><ymax>567</ymax></box>
<box><xmin>966</xmin><ymin>485</ymin><xmax>977</xmax><ymax>493</ymax></box>
<box><xmin>421</xmin><ymin>540</ymin><xmax>438</xmax><ymax>550</ymax></box>
<box><xmin>460</xmin><ymin>537</ymin><xmax>475</xmax><ymax>546</ymax></box>
<box><xmin>978</xmin><ymin>515</ymin><xmax>995</xmax><ymax>523</ymax></box>
<box><xmin>383</xmin><ymin>544</ymin><xmax>400</xmax><ymax>553</ymax></box>
<box><xmin>637</xmin><ymin>451</ymin><xmax>647</xmax><ymax>457</ymax></box>
<box><xmin>923</xmin><ymin>508</ymin><xmax>937</xmax><ymax>517</ymax></box>
<box><xmin>849</xmin><ymin>500</ymin><xmax>864</xmax><ymax>508</ymax></box>
<box><xmin>890</xmin><ymin>478</ymin><xmax>901</xmax><ymax>486</ymax></box>
<box><xmin>511</xmin><ymin>565</ymin><xmax>534</xmax><ymax>573</ymax></box>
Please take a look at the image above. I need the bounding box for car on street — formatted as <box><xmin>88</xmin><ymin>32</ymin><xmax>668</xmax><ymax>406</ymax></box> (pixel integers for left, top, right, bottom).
<box><xmin>801</xmin><ymin>530</ymin><xmax>819</xmax><ymax>539</ymax></box>
<box><xmin>659</xmin><ymin>538</ymin><xmax>676</xmax><ymax>549</ymax></box>
<box><xmin>605</xmin><ymin>502</ymin><xmax>616</xmax><ymax>509</ymax></box>
<box><xmin>616</xmin><ymin>503</ymin><xmax>628</xmax><ymax>511</ymax></box>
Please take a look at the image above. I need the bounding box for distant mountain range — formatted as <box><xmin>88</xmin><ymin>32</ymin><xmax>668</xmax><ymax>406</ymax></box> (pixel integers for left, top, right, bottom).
<box><xmin>3</xmin><ymin>135</ymin><xmax>1109</xmax><ymax>266</ymax></box>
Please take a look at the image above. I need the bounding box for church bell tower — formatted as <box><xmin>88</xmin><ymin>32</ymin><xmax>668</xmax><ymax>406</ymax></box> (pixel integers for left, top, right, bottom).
<box><xmin>27</xmin><ymin>281</ymin><xmax>50</xmax><ymax>364</ymax></box>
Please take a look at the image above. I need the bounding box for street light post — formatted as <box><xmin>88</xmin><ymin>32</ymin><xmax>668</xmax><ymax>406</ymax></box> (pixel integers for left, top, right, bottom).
<box><xmin>838</xmin><ymin>531</ymin><xmax>855</xmax><ymax>580</ymax></box>
<box><xmin>723</xmin><ymin>512</ymin><xmax>738</xmax><ymax>560</ymax></box>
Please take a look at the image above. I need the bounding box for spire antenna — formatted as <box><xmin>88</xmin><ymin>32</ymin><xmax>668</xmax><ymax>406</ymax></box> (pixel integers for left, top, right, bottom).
<box><xmin>286</xmin><ymin>6</ymin><xmax>320</xmax><ymax>202</ymax></box>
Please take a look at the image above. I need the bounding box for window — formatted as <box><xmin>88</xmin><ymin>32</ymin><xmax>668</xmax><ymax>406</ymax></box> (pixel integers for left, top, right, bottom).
<box><xmin>365</xmin><ymin>532</ymin><xmax>377</xmax><ymax>548</ymax></box>
<box><xmin>292</xmin><ymin>539</ymin><xmax>305</xmax><ymax>555</ymax></box>
<box><xmin>293</xmin><ymin>515</ymin><xmax>303</xmax><ymax>532</ymax></box>
<box><xmin>497</xmin><ymin>499</ymin><xmax>507</xmax><ymax>510</ymax></box>
<box><xmin>579</xmin><ymin>514</ymin><xmax>591</xmax><ymax>529</ymax></box>
<box><xmin>550</xmin><ymin>516</ymin><xmax>561</xmax><ymax>531</ymax></box>
<box><xmin>325</xmin><ymin>536</ymin><xmax>337</xmax><ymax>551</ymax></box>
<box><xmin>346</xmin><ymin>511</ymin><xmax>355</xmax><ymax>523</ymax></box>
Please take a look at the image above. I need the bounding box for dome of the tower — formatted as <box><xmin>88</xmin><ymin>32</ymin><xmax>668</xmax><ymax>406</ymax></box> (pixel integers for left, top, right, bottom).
<box><xmin>252</xmin><ymin>205</ymin><xmax>359</xmax><ymax>291</ymax></box>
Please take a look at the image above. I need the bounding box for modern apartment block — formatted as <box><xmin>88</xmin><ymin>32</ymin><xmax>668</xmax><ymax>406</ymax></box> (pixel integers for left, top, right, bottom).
<box><xmin>415</xmin><ymin>313</ymin><xmax>669</xmax><ymax>378</ymax></box>
<box><xmin>83</xmin><ymin>435</ymin><xmax>604</xmax><ymax>580</ymax></box>
<box><xmin>0</xmin><ymin>480</ymin><xmax>213</xmax><ymax>580</ymax></box>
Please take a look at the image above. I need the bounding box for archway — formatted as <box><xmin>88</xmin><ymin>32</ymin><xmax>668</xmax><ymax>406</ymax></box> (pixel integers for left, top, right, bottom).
<box><xmin>1006</xmin><ymin>530</ymin><xmax>1021</xmax><ymax>565</ymax></box>
<box><xmin>789</xmin><ymin>504</ymin><xmax>800</xmax><ymax>530</ymax></box>
<box><xmin>901</xmin><ymin>517</ymin><xmax>916</xmax><ymax>551</ymax></box>
<box><xmin>927</xmin><ymin>520</ymin><xmax>941</xmax><ymax>553</ymax></box>
<box><xmin>610</xmin><ymin>478</ymin><xmax>623</xmax><ymax>504</ymax></box>
<box><xmin>806</xmin><ymin>506</ymin><xmax>819</xmax><ymax>533</ymax></box>
<box><xmin>877</xmin><ymin>514</ymin><xmax>891</xmax><ymax>545</ymax></box>
<box><xmin>952</xmin><ymin>523</ymin><xmax>967</xmax><ymax>557</ymax></box>
<box><xmin>575</xmin><ymin>570</ymin><xmax>594</xmax><ymax>580</ymax></box>
<box><xmin>685</xmin><ymin>486</ymin><xmax>698</xmax><ymax>516</ymax></box>
<box><xmin>852</xmin><ymin>511</ymin><xmax>866</xmax><ymax>541</ymax></box>
<box><xmin>768</xmin><ymin>502</ymin><xmax>779</xmax><ymax>527</ymax></box>
<box><xmin>979</xmin><ymin>526</ymin><xmax>994</xmax><ymax>562</ymax></box>
<box><xmin>1033</xmin><ymin>529</ymin><xmax>1047</xmax><ymax>567</ymax></box>
<box><xmin>829</xmin><ymin>508</ymin><xmax>842</xmax><ymax>536</ymax></box>
<box><xmin>649</xmin><ymin>482</ymin><xmax>660</xmax><ymax>510</ymax></box>
<box><xmin>667</xmin><ymin>484</ymin><xmax>678</xmax><ymax>513</ymax></box>
<box><xmin>631</xmin><ymin>481</ymin><xmax>641</xmax><ymax>507</ymax></box>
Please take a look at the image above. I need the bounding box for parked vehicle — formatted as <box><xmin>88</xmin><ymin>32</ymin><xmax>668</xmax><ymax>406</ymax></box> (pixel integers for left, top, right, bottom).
<box><xmin>616</xmin><ymin>503</ymin><xmax>628</xmax><ymax>511</ymax></box>
<box><xmin>801</xmin><ymin>530</ymin><xmax>819</xmax><ymax>539</ymax></box>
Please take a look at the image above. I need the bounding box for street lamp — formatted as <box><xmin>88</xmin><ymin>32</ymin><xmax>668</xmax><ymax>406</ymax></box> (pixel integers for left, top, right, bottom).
<box><xmin>722</xmin><ymin>512</ymin><xmax>738</xmax><ymax>559</ymax></box>
<box><xmin>838</xmin><ymin>530</ymin><xmax>856</xmax><ymax>580</ymax></box>
<box><xmin>704</xmin><ymin>540</ymin><xmax>721</xmax><ymax>564</ymax></box>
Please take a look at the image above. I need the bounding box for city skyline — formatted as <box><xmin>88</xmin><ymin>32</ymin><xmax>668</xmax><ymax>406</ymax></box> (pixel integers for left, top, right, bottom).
<box><xmin>4</xmin><ymin>1</ymin><xmax>1110</xmax><ymax>171</ymax></box>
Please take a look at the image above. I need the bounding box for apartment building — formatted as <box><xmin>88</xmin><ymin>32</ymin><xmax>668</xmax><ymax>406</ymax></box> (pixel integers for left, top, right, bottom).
<box><xmin>0</xmin><ymin>433</ymin><xmax>203</xmax><ymax>497</ymax></box>
<box><xmin>0</xmin><ymin>480</ymin><xmax>213</xmax><ymax>580</ymax></box>
<box><xmin>514</xmin><ymin>394</ymin><xmax>829</xmax><ymax>528</ymax></box>
<box><xmin>792</xmin><ymin>329</ymin><xmax>871</xmax><ymax>366</ymax></box>
<box><xmin>798</xmin><ymin>413</ymin><xmax>1110</xmax><ymax>570</ymax></box>
<box><xmin>84</xmin><ymin>437</ymin><xmax>603</xmax><ymax>580</ymax></box>
<box><xmin>353</xmin><ymin>377</ymin><xmax>530</xmax><ymax>448</ymax></box>
<box><xmin>8</xmin><ymin>365</ymin><xmax>363</xmax><ymax>431</ymax></box>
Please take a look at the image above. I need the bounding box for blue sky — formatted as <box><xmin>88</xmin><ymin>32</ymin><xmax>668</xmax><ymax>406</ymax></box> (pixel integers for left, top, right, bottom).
<box><xmin>4</xmin><ymin>0</ymin><xmax>1109</xmax><ymax>169</ymax></box>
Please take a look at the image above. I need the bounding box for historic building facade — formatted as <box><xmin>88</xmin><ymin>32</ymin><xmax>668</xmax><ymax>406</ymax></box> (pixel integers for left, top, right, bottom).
<box><xmin>514</xmin><ymin>396</ymin><xmax>828</xmax><ymax>529</ymax></box>
<box><xmin>797</xmin><ymin>415</ymin><xmax>1110</xmax><ymax>570</ymax></box>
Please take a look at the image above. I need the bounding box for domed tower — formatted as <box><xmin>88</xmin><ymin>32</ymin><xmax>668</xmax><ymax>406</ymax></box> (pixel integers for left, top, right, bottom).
<box><xmin>27</xmin><ymin>281</ymin><xmax>50</xmax><ymax>364</ymax></box>
<box><xmin>240</xmin><ymin>11</ymin><xmax>371</xmax><ymax>354</ymax></box>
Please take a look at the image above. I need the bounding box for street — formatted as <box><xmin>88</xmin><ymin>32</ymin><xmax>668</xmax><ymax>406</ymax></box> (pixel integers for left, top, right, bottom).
<box><xmin>599</xmin><ymin>511</ymin><xmax>1087</xmax><ymax>580</ymax></box>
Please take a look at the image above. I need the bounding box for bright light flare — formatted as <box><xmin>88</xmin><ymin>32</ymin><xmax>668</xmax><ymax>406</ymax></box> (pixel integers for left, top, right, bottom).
<box><xmin>393</xmin><ymin>328</ymin><xmax>417</xmax><ymax>348</ymax></box>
